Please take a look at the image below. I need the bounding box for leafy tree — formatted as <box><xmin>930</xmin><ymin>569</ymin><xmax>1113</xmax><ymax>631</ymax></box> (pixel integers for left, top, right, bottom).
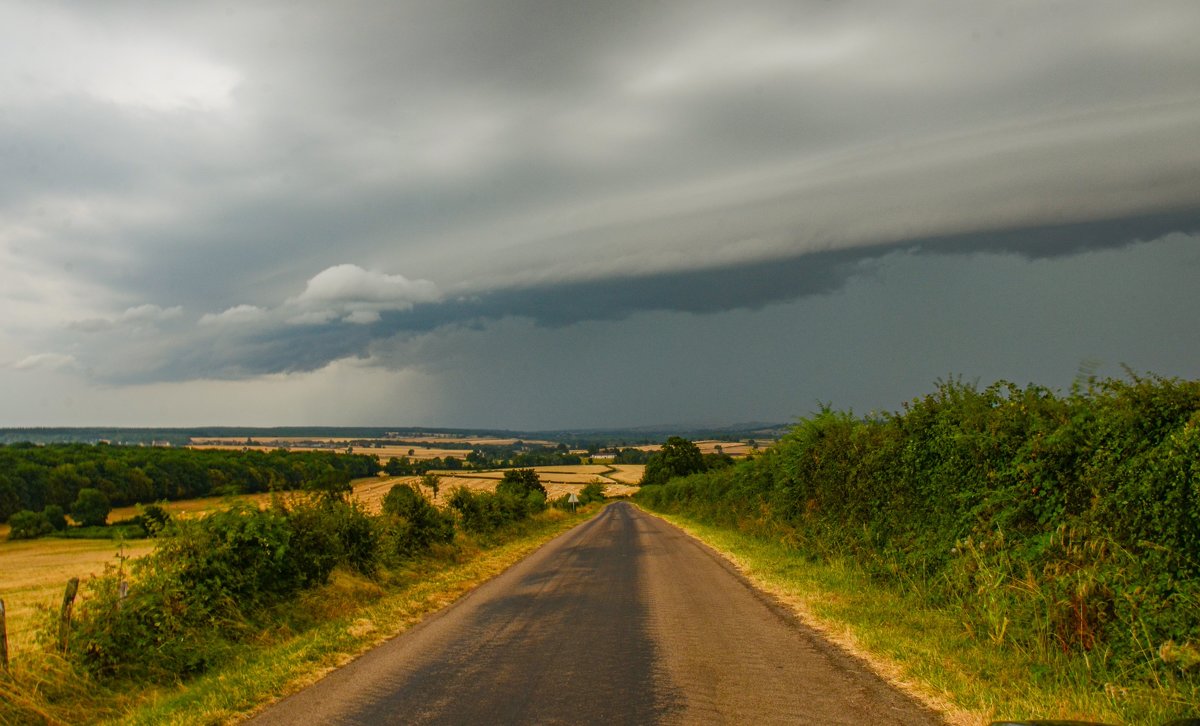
<box><xmin>497</xmin><ymin>468</ymin><xmax>545</xmax><ymax>498</ymax></box>
<box><xmin>640</xmin><ymin>437</ymin><xmax>705</xmax><ymax>486</ymax></box>
<box><xmin>0</xmin><ymin>474</ymin><xmax>22</xmax><ymax>522</ymax></box>
<box><xmin>43</xmin><ymin>504</ymin><xmax>68</xmax><ymax>531</ymax></box>
<box><xmin>8</xmin><ymin>509</ymin><xmax>52</xmax><ymax>539</ymax></box>
<box><xmin>307</xmin><ymin>467</ymin><xmax>353</xmax><ymax>499</ymax></box>
<box><xmin>138</xmin><ymin>503</ymin><xmax>173</xmax><ymax>535</ymax></box>
<box><xmin>72</xmin><ymin>487</ymin><xmax>112</xmax><ymax>527</ymax></box>
<box><xmin>421</xmin><ymin>472</ymin><xmax>441</xmax><ymax>500</ymax></box>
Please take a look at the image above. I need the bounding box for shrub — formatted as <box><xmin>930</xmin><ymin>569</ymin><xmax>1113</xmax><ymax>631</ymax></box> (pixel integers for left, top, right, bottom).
<box><xmin>448</xmin><ymin>487</ymin><xmax>531</xmax><ymax>534</ymax></box>
<box><xmin>635</xmin><ymin>373</ymin><xmax>1200</xmax><ymax>687</ymax></box>
<box><xmin>579</xmin><ymin>481</ymin><xmax>606</xmax><ymax>504</ymax></box>
<box><xmin>381</xmin><ymin>484</ymin><xmax>453</xmax><ymax>557</ymax></box>
<box><xmin>7</xmin><ymin>509</ymin><xmax>52</xmax><ymax>539</ymax></box>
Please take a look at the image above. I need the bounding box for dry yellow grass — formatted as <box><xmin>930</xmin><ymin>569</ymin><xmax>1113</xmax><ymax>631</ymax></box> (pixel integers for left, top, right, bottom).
<box><xmin>427</xmin><ymin>465</ymin><xmax>642</xmax><ymax>500</ymax></box>
<box><xmin>188</xmin><ymin>443</ymin><xmax>472</xmax><ymax>461</ymax></box>
<box><xmin>0</xmin><ymin>538</ymin><xmax>156</xmax><ymax>655</ymax></box>
<box><xmin>629</xmin><ymin>439</ymin><xmax>766</xmax><ymax>456</ymax></box>
<box><xmin>606</xmin><ymin>465</ymin><xmax>647</xmax><ymax>484</ymax></box>
<box><xmin>191</xmin><ymin>435</ymin><xmax>556</xmax><ymax>447</ymax></box>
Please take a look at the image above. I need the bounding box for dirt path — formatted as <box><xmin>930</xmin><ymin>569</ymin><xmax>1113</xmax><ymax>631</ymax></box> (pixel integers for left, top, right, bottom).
<box><xmin>248</xmin><ymin>502</ymin><xmax>943</xmax><ymax>725</ymax></box>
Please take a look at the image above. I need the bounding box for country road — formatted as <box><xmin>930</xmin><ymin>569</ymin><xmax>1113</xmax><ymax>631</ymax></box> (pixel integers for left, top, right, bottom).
<box><xmin>249</xmin><ymin>502</ymin><xmax>943</xmax><ymax>725</ymax></box>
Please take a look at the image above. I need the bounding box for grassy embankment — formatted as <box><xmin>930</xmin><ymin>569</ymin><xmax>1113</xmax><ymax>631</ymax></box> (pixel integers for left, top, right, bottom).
<box><xmin>641</xmin><ymin>508</ymin><xmax>1188</xmax><ymax>726</ymax></box>
<box><xmin>0</xmin><ymin>500</ymin><xmax>602</xmax><ymax>725</ymax></box>
<box><xmin>637</xmin><ymin>374</ymin><xmax>1200</xmax><ymax>726</ymax></box>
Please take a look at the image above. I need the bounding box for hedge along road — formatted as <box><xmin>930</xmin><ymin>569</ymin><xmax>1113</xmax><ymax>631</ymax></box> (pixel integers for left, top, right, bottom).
<box><xmin>248</xmin><ymin>502</ymin><xmax>944</xmax><ymax>725</ymax></box>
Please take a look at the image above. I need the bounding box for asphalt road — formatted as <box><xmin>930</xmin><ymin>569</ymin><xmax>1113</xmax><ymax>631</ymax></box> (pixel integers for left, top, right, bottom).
<box><xmin>249</xmin><ymin>502</ymin><xmax>943</xmax><ymax>725</ymax></box>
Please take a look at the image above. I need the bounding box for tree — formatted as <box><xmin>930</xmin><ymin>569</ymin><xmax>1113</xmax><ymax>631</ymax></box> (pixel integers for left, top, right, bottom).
<box><xmin>72</xmin><ymin>487</ymin><xmax>112</xmax><ymax>527</ymax></box>
<box><xmin>43</xmin><ymin>504</ymin><xmax>67</xmax><ymax>531</ymax></box>
<box><xmin>497</xmin><ymin>468</ymin><xmax>545</xmax><ymax>498</ymax></box>
<box><xmin>421</xmin><ymin>472</ymin><xmax>441</xmax><ymax>500</ymax></box>
<box><xmin>307</xmin><ymin>467</ymin><xmax>352</xmax><ymax>499</ymax></box>
<box><xmin>639</xmin><ymin>437</ymin><xmax>705</xmax><ymax>486</ymax></box>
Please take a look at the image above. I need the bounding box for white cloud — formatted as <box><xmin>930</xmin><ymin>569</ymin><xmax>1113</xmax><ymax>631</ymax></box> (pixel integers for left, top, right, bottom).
<box><xmin>70</xmin><ymin>304</ymin><xmax>184</xmax><ymax>332</ymax></box>
<box><xmin>11</xmin><ymin>353</ymin><xmax>77</xmax><ymax>371</ymax></box>
<box><xmin>0</xmin><ymin>2</ymin><xmax>240</xmax><ymax>113</ymax></box>
<box><xmin>293</xmin><ymin>264</ymin><xmax>440</xmax><ymax>306</ymax></box>
<box><xmin>286</xmin><ymin>264</ymin><xmax>440</xmax><ymax>324</ymax></box>
<box><xmin>119</xmin><ymin>304</ymin><xmax>183</xmax><ymax>323</ymax></box>
<box><xmin>199</xmin><ymin>304</ymin><xmax>268</xmax><ymax>327</ymax></box>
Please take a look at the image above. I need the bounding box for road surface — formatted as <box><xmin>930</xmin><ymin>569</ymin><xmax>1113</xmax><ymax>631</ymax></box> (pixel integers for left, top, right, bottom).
<box><xmin>250</xmin><ymin>502</ymin><xmax>943</xmax><ymax>725</ymax></box>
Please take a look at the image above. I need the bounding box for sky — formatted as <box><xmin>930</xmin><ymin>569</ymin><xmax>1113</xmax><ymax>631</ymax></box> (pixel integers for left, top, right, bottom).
<box><xmin>2</xmin><ymin>1</ymin><xmax>1199</xmax><ymax>430</ymax></box>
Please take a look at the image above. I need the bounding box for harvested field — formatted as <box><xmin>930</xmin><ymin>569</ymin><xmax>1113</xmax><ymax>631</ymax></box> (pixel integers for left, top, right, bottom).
<box><xmin>428</xmin><ymin>464</ymin><xmax>643</xmax><ymax>500</ymax></box>
<box><xmin>606</xmin><ymin>465</ymin><xmax>647</xmax><ymax>484</ymax></box>
<box><xmin>631</xmin><ymin>439</ymin><xmax>766</xmax><ymax>456</ymax></box>
<box><xmin>188</xmin><ymin>443</ymin><xmax>471</xmax><ymax>461</ymax></box>
<box><xmin>0</xmin><ymin>538</ymin><xmax>156</xmax><ymax>654</ymax></box>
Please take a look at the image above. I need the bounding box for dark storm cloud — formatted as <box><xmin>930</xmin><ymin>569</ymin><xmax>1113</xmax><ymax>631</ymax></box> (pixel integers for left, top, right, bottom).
<box><xmin>3</xmin><ymin>1</ymin><xmax>1200</xmax><ymax>426</ymax></box>
<box><xmin>101</xmin><ymin>208</ymin><xmax>1200</xmax><ymax>384</ymax></box>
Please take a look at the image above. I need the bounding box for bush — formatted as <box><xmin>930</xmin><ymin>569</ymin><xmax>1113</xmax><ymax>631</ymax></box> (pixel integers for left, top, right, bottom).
<box><xmin>634</xmin><ymin>373</ymin><xmax>1200</xmax><ymax>688</ymax></box>
<box><xmin>579</xmin><ymin>481</ymin><xmax>606</xmax><ymax>504</ymax></box>
<box><xmin>381</xmin><ymin>484</ymin><xmax>453</xmax><ymax>558</ymax></box>
<box><xmin>70</xmin><ymin>501</ymin><xmax>332</xmax><ymax>678</ymax></box>
<box><xmin>448</xmin><ymin>487</ymin><xmax>533</xmax><ymax>534</ymax></box>
<box><xmin>293</xmin><ymin>496</ymin><xmax>380</xmax><ymax>574</ymax></box>
<box><xmin>497</xmin><ymin>468</ymin><xmax>546</xmax><ymax>498</ymax></box>
<box><xmin>7</xmin><ymin>509</ymin><xmax>52</xmax><ymax>539</ymax></box>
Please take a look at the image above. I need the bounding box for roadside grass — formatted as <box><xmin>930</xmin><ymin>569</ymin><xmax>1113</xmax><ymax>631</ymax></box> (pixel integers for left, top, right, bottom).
<box><xmin>85</xmin><ymin>504</ymin><xmax>596</xmax><ymax>725</ymax></box>
<box><xmin>639</xmin><ymin>508</ymin><xmax>1197</xmax><ymax>726</ymax></box>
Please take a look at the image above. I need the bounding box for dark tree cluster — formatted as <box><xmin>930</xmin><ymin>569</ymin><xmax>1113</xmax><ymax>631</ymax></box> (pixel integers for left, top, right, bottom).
<box><xmin>0</xmin><ymin>443</ymin><xmax>378</xmax><ymax>523</ymax></box>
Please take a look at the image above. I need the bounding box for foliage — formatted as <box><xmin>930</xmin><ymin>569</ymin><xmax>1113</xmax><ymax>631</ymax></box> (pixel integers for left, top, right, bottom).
<box><xmin>579</xmin><ymin>481</ymin><xmax>606</xmax><ymax>504</ymax></box>
<box><xmin>640</xmin><ymin>436</ymin><xmax>706</xmax><ymax>486</ymax></box>
<box><xmin>136</xmin><ymin>502</ymin><xmax>173</xmax><ymax>535</ymax></box>
<box><xmin>497</xmin><ymin>468</ymin><xmax>546</xmax><ymax>498</ymax></box>
<box><xmin>636</xmin><ymin>373</ymin><xmax>1200</xmax><ymax>692</ymax></box>
<box><xmin>420</xmin><ymin>472</ymin><xmax>441</xmax><ymax>499</ymax></box>
<box><xmin>447</xmin><ymin>487</ymin><xmax>540</xmax><ymax>534</ymax></box>
<box><xmin>380</xmin><ymin>483</ymin><xmax>454</xmax><ymax>558</ymax></box>
<box><xmin>42</xmin><ymin>503</ymin><xmax>67</xmax><ymax>531</ymax></box>
<box><xmin>72</xmin><ymin>487</ymin><xmax>112</xmax><ymax>527</ymax></box>
<box><xmin>0</xmin><ymin>443</ymin><xmax>378</xmax><ymax>520</ymax></box>
<box><xmin>66</xmin><ymin>495</ymin><xmax>380</xmax><ymax>678</ymax></box>
<box><xmin>7</xmin><ymin>508</ymin><xmax>52</xmax><ymax>539</ymax></box>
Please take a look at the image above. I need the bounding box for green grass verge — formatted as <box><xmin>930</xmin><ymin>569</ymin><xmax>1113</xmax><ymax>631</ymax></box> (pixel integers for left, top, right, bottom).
<box><xmin>638</xmin><ymin>506</ymin><xmax>1199</xmax><ymax>726</ymax></box>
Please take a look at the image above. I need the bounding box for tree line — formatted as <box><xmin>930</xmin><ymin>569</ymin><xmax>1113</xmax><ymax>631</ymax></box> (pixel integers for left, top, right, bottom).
<box><xmin>0</xmin><ymin>443</ymin><xmax>378</xmax><ymax>522</ymax></box>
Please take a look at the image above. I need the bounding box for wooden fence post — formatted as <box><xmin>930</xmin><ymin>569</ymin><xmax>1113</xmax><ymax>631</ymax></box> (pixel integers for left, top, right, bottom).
<box><xmin>1</xmin><ymin>598</ymin><xmax>9</xmax><ymax>670</ymax></box>
<box><xmin>58</xmin><ymin>577</ymin><xmax>79</xmax><ymax>653</ymax></box>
